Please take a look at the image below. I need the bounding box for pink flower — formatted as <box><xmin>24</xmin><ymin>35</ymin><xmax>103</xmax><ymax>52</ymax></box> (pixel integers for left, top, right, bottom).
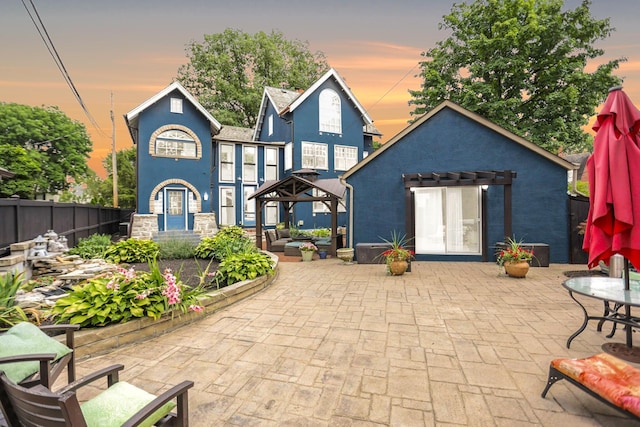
<box><xmin>189</xmin><ymin>305</ymin><xmax>204</xmax><ymax>312</ymax></box>
<box><xmin>162</xmin><ymin>269</ymin><xmax>181</xmax><ymax>305</ymax></box>
<box><xmin>106</xmin><ymin>279</ymin><xmax>119</xmax><ymax>291</ymax></box>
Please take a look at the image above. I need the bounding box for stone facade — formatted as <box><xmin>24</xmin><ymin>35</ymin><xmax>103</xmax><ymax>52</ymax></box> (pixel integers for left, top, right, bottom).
<box><xmin>193</xmin><ymin>213</ymin><xmax>218</xmax><ymax>237</ymax></box>
<box><xmin>130</xmin><ymin>214</ymin><xmax>159</xmax><ymax>240</ymax></box>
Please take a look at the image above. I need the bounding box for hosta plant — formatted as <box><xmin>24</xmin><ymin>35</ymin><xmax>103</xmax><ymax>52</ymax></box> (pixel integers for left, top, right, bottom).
<box><xmin>51</xmin><ymin>260</ymin><xmax>204</xmax><ymax>327</ymax></box>
<box><xmin>103</xmin><ymin>238</ymin><xmax>160</xmax><ymax>264</ymax></box>
<box><xmin>213</xmin><ymin>252</ymin><xmax>274</xmax><ymax>287</ymax></box>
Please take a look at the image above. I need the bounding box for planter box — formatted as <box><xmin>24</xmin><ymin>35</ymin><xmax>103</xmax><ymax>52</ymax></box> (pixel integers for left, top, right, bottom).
<box><xmin>495</xmin><ymin>242</ymin><xmax>549</xmax><ymax>267</ymax></box>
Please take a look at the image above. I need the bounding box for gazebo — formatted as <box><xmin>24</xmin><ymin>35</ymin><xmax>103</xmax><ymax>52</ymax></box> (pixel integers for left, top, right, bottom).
<box><xmin>249</xmin><ymin>169</ymin><xmax>346</xmax><ymax>256</ymax></box>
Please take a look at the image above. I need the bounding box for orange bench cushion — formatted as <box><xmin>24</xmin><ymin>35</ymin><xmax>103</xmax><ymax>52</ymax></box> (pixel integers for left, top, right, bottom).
<box><xmin>552</xmin><ymin>353</ymin><xmax>640</xmax><ymax>417</ymax></box>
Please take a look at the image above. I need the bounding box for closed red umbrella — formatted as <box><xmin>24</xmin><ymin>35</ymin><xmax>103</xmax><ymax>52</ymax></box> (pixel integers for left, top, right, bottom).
<box><xmin>583</xmin><ymin>87</ymin><xmax>640</xmax><ymax>271</ymax></box>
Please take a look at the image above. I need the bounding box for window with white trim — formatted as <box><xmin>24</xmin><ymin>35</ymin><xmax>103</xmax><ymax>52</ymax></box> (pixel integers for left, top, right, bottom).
<box><xmin>265</xmin><ymin>147</ymin><xmax>278</xmax><ymax>181</ymax></box>
<box><xmin>219</xmin><ymin>187</ymin><xmax>235</xmax><ymax>226</ymax></box>
<box><xmin>155</xmin><ymin>129</ymin><xmax>197</xmax><ymax>158</ymax></box>
<box><xmin>243</xmin><ymin>146</ymin><xmax>257</xmax><ymax>183</ymax></box>
<box><xmin>268</xmin><ymin>114</ymin><xmax>273</xmax><ymax>136</ymax></box>
<box><xmin>334</xmin><ymin>145</ymin><xmax>358</xmax><ymax>171</ymax></box>
<box><xmin>219</xmin><ymin>144</ymin><xmax>235</xmax><ymax>182</ymax></box>
<box><xmin>285</xmin><ymin>143</ymin><xmax>293</xmax><ymax>171</ymax></box>
<box><xmin>243</xmin><ymin>186</ymin><xmax>256</xmax><ymax>223</ymax></box>
<box><xmin>313</xmin><ymin>189</ymin><xmax>346</xmax><ymax>213</ymax></box>
<box><xmin>170</xmin><ymin>98</ymin><xmax>183</xmax><ymax>113</ymax></box>
<box><xmin>302</xmin><ymin>141</ymin><xmax>327</xmax><ymax>169</ymax></box>
<box><xmin>265</xmin><ymin>201</ymin><xmax>278</xmax><ymax>226</ymax></box>
<box><xmin>319</xmin><ymin>89</ymin><xmax>341</xmax><ymax>134</ymax></box>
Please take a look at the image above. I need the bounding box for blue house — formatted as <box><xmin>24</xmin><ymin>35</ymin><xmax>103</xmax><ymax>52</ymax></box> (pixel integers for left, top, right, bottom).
<box><xmin>342</xmin><ymin>101</ymin><xmax>577</xmax><ymax>264</ymax></box>
<box><xmin>125</xmin><ymin>69</ymin><xmax>378</xmax><ymax>240</ymax></box>
<box><xmin>253</xmin><ymin>68</ymin><xmax>379</xmax><ymax>230</ymax></box>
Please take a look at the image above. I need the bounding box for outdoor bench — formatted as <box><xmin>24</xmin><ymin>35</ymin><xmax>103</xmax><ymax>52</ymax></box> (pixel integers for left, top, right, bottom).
<box><xmin>542</xmin><ymin>353</ymin><xmax>640</xmax><ymax>421</ymax></box>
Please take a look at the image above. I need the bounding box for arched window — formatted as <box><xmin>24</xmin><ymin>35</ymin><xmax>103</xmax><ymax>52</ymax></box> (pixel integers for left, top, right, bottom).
<box><xmin>151</xmin><ymin>127</ymin><xmax>201</xmax><ymax>159</ymax></box>
<box><xmin>319</xmin><ymin>89</ymin><xmax>341</xmax><ymax>134</ymax></box>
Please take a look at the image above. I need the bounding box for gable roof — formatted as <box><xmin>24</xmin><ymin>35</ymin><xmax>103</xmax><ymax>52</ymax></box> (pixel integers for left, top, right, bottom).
<box><xmin>284</xmin><ymin>69</ymin><xmax>372</xmax><ymax>125</ymax></box>
<box><xmin>342</xmin><ymin>100</ymin><xmax>577</xmax><ymax>179</ymax></box>
<box><xmin>253</xmin><ymin>68</ymin><xmax>374</xmax><ymax>140</ymax></box>
<box><xmin>124</xmin><ymin>81</ymin><xmax>222</xmax><ymax>141</ymax></box>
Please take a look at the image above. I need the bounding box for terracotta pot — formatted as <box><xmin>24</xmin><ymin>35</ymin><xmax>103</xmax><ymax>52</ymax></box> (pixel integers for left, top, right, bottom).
<box><xmin>388</xmin><ymin>260</ymin><xmax>408</xmax><ymax>276</ymax></box>
<box><xmin>505</xmin><ymin>261</ymin><xmax>529</xmax><ymax>278</ymax></box>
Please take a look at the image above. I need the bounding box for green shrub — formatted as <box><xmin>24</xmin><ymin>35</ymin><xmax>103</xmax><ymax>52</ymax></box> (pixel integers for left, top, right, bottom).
<box><xmin>195</xmin><ymin>226</ymin><xmax>256</xmax><ymax>261</ymax></box>
<box><xmin>67</xmin><ymin>233</ymin><xmax>112</xmax><ymax>259</ymax></box>
<box><xmin>312</xmin><ymin>228</ymin><xmax>331</xmax><ymax>238</ymax></box>
<box><xmin>214</xmin><ymin>252</ymin><xmax>274</xmax><ymax>287</ymax></box>
<box><xmin>51</xmin><ymin>261</ymin><xmax>204</xmax><ymax>327</ymax></box>
<box><xmin>158</xmin><ymin>239</ymin><xmax>197</xmax><ymax>260</ymax></box>
<box><xmin>103</xmin><ymin>238</ymin><xmax>159</xmax><ymax>264</ymax></box>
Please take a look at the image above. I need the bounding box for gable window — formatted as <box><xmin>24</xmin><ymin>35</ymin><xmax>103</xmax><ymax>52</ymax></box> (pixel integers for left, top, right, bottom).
<box><xmin>170</xmin><ymin>98</ymin><xmax>183</xmax><ymax>113</ymax></box>
<box><xmin>334</xmin><ymin>145</ymin><xmax>358</xmax><ymax>171</ymax></box>
<box><xmin>265</xmin><ymin>147</ymin><xmax>278</xmax><ymax>181</ymax></box>
<box><xmin>243</xmin><ymin>146</ymin><xmax>257</xmax><ymax>183</ymax></box>
<box><xmin>302</xmin><ymin>141</ymin><xmax>327</xmax><ymax>169</ymax></box>
<box><xmin>219</xmin><ymin>187</ymin><xmax>235</xmax><ymax>226</ymax></box>
<box><xmin>319</xmin><ymin>89</ymin><xmax>341</xmax><ymax>134</ymax></box>
<box><xmin>220</xmin><ymin>144</ymin><xmax>235</xmax><ymax>182</ymax></box>
<box><xmin>154</xmin><ymin>129</ymin><xmax>197</xmax><ymax>159</ymax></box>
<box><xmin>268</xmin><ymin>114</ymin><xmax>274</xmax><ymax>136</ymax></box>
<box><xmin>413</xmin><ymin>186</ymin><xmax>481</xmax><ymax>255</ymax></box>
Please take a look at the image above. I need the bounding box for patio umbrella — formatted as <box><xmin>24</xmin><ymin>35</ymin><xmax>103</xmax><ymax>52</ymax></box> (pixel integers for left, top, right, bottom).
<box><xmin>582</xmin><ymin>86</ymin><xmax>640</xmax><ymax>361</ymax></box>
<box><xmin>583</xmin><ymin>87</ymin><xmax>640</xmax><ymax>272</ymax></box>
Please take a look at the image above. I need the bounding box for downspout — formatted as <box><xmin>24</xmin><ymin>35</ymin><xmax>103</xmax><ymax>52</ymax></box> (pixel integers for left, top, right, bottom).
<box><xmin>340</xmin><ymin>176</ymin><xmax>354</xmax><ymax>248</ymax></box>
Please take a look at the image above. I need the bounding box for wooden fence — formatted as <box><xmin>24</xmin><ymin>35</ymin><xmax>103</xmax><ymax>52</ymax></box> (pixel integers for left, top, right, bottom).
<box><xmin>0</xmin><ymin>198</ymin><xmax>132</xmax><ymax>256</ymax></box>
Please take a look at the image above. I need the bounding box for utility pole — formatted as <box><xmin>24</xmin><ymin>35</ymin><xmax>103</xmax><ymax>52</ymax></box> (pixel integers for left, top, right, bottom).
<box><xmin>111</xmin><ymin>92</ymin><xmax>118</xmax><ymax>207</ymax></box>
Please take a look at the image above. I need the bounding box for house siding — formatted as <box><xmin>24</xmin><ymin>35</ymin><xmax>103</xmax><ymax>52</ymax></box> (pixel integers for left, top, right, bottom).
<box><xmin>346</xmin><ymin>107</ymin><xmax>570</xmax><ymax>263</ymax></box>
<box><xmin>136</xmin><ymin>91</ymin><xmax>213</xmax><ymax>229</ymax></box>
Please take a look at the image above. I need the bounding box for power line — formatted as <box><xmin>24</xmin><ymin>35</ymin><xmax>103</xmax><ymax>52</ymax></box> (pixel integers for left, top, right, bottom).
<box><xmin>21</xmin><ymin>0</ymin><xmax>109</xmax><ymax>139</ymax></box>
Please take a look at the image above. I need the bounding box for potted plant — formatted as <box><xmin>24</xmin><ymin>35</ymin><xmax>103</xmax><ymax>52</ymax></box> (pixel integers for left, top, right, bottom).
<box><xmin>496</xmin><ymin>237</ymin><xmax>534</xmax><ymax>278</ymax></box>
<box><xmin>380</xmin><ymin>231</ymin><xmax>414</xmax><ymax>275</ymax></box>
<box><xmin>299</xmin><ymin>242</ymin><xmax>318</xmax><ymax>262</ymax></box>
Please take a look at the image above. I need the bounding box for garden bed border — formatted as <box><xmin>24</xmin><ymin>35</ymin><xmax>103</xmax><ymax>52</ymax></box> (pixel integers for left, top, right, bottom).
<box><xmin>69</xmin><ymin>252</ymin><xmax>279</xmax><ymax>358</ymax></box>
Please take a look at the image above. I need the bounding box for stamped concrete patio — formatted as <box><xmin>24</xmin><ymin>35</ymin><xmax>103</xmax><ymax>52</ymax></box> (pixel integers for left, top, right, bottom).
<box><xmin>73</xmin><ymin>260</ymin><xmax>639</xmax><ymax>426</ymax></box>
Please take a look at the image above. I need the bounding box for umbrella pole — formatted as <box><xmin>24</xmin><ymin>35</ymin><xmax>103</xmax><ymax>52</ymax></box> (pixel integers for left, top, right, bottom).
<box><xmin>602</xmin><ymin>257</ymin><xmax>640</xmax><ymax>361</ymax></box>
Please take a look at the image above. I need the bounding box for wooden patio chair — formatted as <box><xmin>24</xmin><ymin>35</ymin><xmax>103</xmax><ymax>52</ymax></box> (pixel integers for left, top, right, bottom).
<box><xmin>0</xmin><ymin>322</ymin><xmax>79</xmax><ymax>388</ymax></box>
<box><xmin>0</xmin><ymin>362</ymin><xmax>193</xmax><ymax>427</ymax></box>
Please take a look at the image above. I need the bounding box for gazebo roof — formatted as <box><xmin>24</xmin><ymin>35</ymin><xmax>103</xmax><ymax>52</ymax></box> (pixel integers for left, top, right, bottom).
<box><xmin>250</xmin><ymin>175</ymin><xmax>346</xmax><ymax>201</ymax></box>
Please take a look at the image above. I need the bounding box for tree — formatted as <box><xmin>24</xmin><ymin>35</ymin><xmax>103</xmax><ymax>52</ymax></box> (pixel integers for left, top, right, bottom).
<box><xmin>90</xmin><ymin>147</ymin><xmax>136</xmax><ymax>209</ymax></box>
<box><xmin>177</xmin><ymin>29</ymin><xmax>329</xmax><ymax>128</ymax></box>
<box><xmin>0</xmin><ymin>103</ymin><xmax>92</xmax><ymax>198</ymax></box>
<box><xmin>408</xmin><ymin>0</ymin><xmax>624</xmax><ymax>153</ymax></box>
<box><xmin>0</xmin><ymin>145</ymin><xmax>46</xmax><ymax>198</ymax></box>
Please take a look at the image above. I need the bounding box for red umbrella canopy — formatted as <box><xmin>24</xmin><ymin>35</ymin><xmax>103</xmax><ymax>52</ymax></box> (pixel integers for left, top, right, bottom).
<box><xmin>583</xmin><ymin>88</ymin><xmax>640</xmax><ymax>270</ymax></box>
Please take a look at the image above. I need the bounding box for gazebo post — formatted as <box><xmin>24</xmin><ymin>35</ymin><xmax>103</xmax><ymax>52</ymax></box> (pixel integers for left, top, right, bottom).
<box><xmin>255</xmin><ymin>198</ymin><xmax>264</xmax><ymax>250</ymax></box>
<box><xmin>330</xmin><ymin>197</ymin><xmax>338</xmax><ymax>256</ymax></box>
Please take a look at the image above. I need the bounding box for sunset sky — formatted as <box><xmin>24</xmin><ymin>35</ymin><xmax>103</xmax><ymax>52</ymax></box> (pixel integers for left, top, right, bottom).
<box><xmin>2</xmin><ymin>0</ymin><xmax>639</xmax><ymax>177</ymax></box>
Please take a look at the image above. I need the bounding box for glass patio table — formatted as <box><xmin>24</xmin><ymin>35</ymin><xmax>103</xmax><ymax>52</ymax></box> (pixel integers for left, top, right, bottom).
<box><xmin>563</xmin><ymin>276</ymin><xmax>640</xmax><ymax>362</ymax></box>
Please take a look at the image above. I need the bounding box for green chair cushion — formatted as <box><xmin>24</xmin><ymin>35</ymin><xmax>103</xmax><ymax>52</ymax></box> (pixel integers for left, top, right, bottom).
<box><xmin>81</xmin><ymin>381</ymin><xmax>175</xmax><ymax>427</ymax></box>
<box><xmin>0</xmin><ymin>322</ymin><xmax>72</xmax><ymax>383</ymax></box>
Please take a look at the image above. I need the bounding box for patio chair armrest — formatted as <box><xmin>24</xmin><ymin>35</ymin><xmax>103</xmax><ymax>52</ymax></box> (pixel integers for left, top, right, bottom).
<box><xmin>0</xmin><ymin>353</ymin><xmax>56</xmax><ymax>387</ymax></box>
<box><xmin>58</xmin><ymin>364</ymin><xmax>124</xmax><ymax>393</ymax></box>
<box><xmin>38</xmin><ymin>324</ymin><xmax>80</xmax><ymax>349</ymax></box>
<box><xmin>121</xmin><ymin>380</ymin><xmax>194</xmax><ymax>427</ymax></box>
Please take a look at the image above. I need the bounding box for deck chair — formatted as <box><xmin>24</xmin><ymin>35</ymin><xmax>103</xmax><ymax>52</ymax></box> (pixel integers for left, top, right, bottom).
<box><xmin>0</xmin><ymin>362</ymin><xmax>193</xmax><ymax>427</ymax></box>
<box><xmin>0</xmin><ymin>322</ymin><xmax>79</xmax><ymax>388</ymax></box>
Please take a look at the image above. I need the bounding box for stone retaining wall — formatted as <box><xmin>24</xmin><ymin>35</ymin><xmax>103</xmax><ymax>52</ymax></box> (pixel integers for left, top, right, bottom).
<box><xmin>71</xmin><ymin>252</ymin><xmax>279</xmax><ymax>359</ymax></box>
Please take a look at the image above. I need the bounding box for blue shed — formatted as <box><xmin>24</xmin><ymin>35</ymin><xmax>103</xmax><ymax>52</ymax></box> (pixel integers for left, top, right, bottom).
<box><xmin>342</xmin><ymin>101</ymin><xmax>577</xmax><ymax>264</ymax></box>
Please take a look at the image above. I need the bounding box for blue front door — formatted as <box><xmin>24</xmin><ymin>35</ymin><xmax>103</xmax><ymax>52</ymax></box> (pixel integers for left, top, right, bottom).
<box><xmin>166</xmin><ymin>189</ymin><xmax>186</xmax><ymax>230</ymax></box>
